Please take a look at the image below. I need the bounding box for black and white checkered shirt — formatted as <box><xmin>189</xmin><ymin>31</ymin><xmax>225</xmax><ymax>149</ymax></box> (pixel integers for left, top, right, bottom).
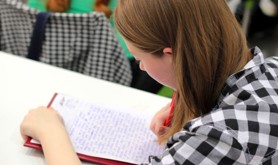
<box><xmin>149</xmin><ymin>47</ymin><xmax>278</xmax><ymax>165</ymax></box>
<box><xmin>0</xmin><ymin>0</ymin><xmax>132</xmax><ymax>86</ymax></box>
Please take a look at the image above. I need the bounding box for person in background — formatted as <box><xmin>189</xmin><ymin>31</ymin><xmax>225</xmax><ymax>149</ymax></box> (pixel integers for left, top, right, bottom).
<box><xmin>27</xmin><ymin>0</ymin><xmax>164</xmax><ymax>94</ymax></box>
<box><xmin>20</xmin><ymin>0</ymin><xmax>278</xmax><ymax>164</ymax></box>
<box><xmin>27</xmin><ymin>0</ymin><xmax>112</xmax><ymax>15</ymax></box>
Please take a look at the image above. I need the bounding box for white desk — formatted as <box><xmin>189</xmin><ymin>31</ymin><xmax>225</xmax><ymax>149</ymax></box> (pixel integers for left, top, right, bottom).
<box><xmin>0</xmin><ymin>51</ymin><xmax>170</xmax><ymax>165</ymax></box>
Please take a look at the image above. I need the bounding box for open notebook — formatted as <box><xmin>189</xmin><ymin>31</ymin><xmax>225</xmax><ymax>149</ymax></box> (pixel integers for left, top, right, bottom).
<box><xmin>24</xmin><ymin>93</ymin><xmax>165</xmax><ymax>165</ymax></box>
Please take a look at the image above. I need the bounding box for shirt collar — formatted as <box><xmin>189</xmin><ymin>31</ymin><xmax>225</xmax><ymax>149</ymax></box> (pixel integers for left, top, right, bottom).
<box><xmin>243</xmin><ymin>46</ymin><xmax>265</xmax><ymax>70</ymax></box>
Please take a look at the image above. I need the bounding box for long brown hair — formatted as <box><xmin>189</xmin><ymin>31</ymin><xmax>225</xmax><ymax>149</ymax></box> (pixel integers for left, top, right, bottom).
<box><xmin>46</xmin><ymin>0</ymin><xmax>112</xmax><ymax>18</ymax></box>
<box><xmin>115</xmin><ymin>0</ymin><xmax>251</xmax><ymax>143</ymax></box>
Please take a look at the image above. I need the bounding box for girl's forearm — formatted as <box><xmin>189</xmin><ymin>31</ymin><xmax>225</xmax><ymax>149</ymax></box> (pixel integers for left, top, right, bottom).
<box><xmin>40</xmin><ymin>125</ymin><xmax>82</xmax><ymax>165</ymax></box>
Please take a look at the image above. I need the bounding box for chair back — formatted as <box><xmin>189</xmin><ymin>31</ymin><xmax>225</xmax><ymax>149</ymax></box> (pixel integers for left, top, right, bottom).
<box><xmin>0</xmin><ymin>0</ymin><xmax>132</xmax><ymax>86</ymax></box>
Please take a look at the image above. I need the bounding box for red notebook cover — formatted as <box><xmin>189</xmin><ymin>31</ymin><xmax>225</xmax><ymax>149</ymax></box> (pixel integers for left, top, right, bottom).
<box><xmin>24</xmin><ymin>93</ymin><xmax>133</xmax><ymax>165</ymax></box>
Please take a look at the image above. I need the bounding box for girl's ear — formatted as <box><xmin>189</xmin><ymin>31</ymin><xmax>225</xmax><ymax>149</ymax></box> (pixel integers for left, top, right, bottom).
<box><xmin>163</xmin><ymin>47</ymin><xmax>173</xmax><ymax>56</ymax></box>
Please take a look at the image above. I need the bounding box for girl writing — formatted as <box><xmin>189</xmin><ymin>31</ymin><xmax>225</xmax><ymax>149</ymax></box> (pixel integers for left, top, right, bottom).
<box><xmin>21</xmin><ymin>0</ymin><xmax>278</xmax><ymax>164</ymax></box>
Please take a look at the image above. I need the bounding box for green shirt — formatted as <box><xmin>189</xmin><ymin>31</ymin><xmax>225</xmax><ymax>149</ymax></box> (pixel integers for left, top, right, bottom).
<box><xmin>28</xmin><ymin>0</ymin><xmax>95</xmax><ymax>13</ymax></box>
<box><xmin>27</xmin><ymin>0</ymin><xmax>133</xmax><ymax>59</ymax></box>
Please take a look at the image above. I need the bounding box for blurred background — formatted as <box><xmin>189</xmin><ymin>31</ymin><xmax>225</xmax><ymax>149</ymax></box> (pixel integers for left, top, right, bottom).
<box><xmin>227</xmin><ymin>0</ymin><xmax>278</xmax><ymax>58</ymax></box>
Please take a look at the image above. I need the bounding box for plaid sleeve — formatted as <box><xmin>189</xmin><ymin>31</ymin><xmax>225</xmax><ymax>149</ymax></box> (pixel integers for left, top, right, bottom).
<box><xmin>148</xmin><ymin>125</ymin><xmax>247</xmax><ymax>165</ymax></box>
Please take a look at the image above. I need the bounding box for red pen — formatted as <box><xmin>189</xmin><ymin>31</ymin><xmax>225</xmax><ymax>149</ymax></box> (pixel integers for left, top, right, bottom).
<box><xmin>164</xmin><ymin>92</ymin><xmax>176</xmax><ymax>127</ymax></box>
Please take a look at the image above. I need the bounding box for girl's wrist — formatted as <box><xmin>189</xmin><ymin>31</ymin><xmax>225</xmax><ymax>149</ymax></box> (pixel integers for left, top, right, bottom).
<box><xmin>39</xmin><ymin>123</ymin><xmax>68</xmax><ymax>145</ymax></box>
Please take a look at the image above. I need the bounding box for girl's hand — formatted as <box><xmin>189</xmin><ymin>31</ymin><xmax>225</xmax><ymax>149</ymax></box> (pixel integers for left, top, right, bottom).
<box><xmin>20</xmin><ymin>107</ymin><xmax>82</xmax><ymax>164</ymax></box>
<box><xmin>20</xmin><ymin>106</ymin><xmax>64</xmax><ymax>142</ymax></box>
<box><xmin>150</xmin><ymin>103</ymin><xmax>171</xmax><ymax>136</ymax></box>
